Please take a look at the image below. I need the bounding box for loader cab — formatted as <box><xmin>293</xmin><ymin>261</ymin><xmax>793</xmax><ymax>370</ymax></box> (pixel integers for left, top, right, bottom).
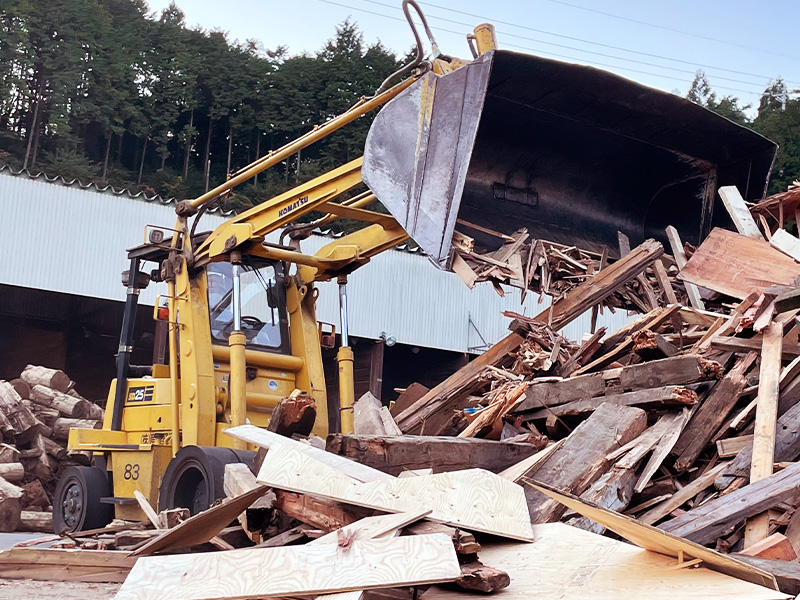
<box><xmin>206</xmin><ymin>258</ymin><xmax>290</xmax><ymax>354</ymax></box>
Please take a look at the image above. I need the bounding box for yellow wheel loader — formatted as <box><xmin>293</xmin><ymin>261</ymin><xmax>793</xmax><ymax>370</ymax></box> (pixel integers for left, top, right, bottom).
<box><xmin>53</xmin><ymin>1</ymin><xmax>776</xmax><ymax>532</ymax></box>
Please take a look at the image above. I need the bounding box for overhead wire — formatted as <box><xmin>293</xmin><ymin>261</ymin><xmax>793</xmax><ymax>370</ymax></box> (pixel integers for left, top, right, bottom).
<box><xmin>318</xmin><ymin>0</ymin><xmax>777</xmax><ymax>97</ymax></box>
<box><xmin>540</xmin><ymin>0</ymin><xmax>800</xmax><ymax>62</ymax></box>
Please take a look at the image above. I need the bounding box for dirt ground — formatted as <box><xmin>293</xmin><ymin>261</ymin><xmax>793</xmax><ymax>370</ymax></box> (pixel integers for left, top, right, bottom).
<box><xmin>0</xmin><ymin>579</ymin><xmax>120</xmax><ymax>599</ymax></box>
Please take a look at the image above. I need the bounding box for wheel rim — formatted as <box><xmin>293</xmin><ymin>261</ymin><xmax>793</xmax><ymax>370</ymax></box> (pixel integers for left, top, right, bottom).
<box><xmin>60</xmin><ymin>479</ymin><xmax>85</xmax><ymax>530</ymax></box>
<box><xmin>171</xmin><ymin>462</ymin><xmax>209</xmax><ymax>515</ymax></box>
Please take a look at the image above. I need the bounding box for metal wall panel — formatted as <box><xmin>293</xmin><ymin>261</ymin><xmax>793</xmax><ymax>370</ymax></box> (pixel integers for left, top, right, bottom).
<box><xmin>0</xmin><ymin>170</ymin><xmax>631</xmax><ymax>353</ymax></box>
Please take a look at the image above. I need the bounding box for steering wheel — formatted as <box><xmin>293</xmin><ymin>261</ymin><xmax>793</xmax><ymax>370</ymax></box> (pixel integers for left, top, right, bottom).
<box><xmin>240</xmin><ymin>315</ymin><xmax>265</xmax><ymax>329</ymax></box>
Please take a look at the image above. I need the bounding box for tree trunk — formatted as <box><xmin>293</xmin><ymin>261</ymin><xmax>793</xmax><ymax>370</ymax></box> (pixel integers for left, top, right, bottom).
<box><xmin>204</xmin><ymin>117</ymin><xmax>213</xmax><ymax>192</ymax></box>
<box><xmin>138</xmin><ymin>137</ymin><xmax>148</xmax><ymax>185</ymax></box>
<box><xmin>102</xmin><ymin>132</ymin><xmax>112</xmax><ymax>181</ymax></box>
<box><xmin>226</xmin><ymin>123</ymin><xmax>233</xmax><ymax>176</ymax></box>
<box><xmin>22</xmin><ymin>93</ymin><xmax>40</xmax><ymax>170</ymax></box>
<box><xmin>183</xmin><ymin>109</ymin><xmax>193</xmax><ymax>179</ymax></box>
<box><xmin>116</xmin><ymin>132</ymin><xmax>124</xmax><ymax>166</ymax></box>
<box><xmin>254</xmin><ymin>132</ymin><xmax>260</xmax><ymax>186</ymax></box>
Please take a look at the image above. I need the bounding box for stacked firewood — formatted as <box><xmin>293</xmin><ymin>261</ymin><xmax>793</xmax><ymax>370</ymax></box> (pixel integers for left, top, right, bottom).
<box><xmin>0</xmin><ymin>365</ymin><xmax>106</xmax><ymax>533</ymax></box>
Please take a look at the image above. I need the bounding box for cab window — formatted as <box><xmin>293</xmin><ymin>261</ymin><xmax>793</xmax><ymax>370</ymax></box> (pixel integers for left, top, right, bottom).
<box><xmin>207</xmin><ymin>259</ymin><xmax>287</xmax><ymax>351</ymax></box>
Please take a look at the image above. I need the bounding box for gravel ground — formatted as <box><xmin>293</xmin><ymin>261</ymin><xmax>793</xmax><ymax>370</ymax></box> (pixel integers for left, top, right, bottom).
<box><xmin>0</xmin><ymin>578</ymin><xmax>120</xmax><ymax>600</ymax></box>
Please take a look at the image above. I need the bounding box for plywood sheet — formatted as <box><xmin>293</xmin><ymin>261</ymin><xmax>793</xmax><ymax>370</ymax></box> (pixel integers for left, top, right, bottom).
<box><xmin>524</xmin><ymin>480</ymin><xmax>779</xmax><ymax>590</ymax></box>
<box><xmin>131</xmin><ymin>485</ymin><xmax>269</xmax><ymax>556</ymax></box>
<box><xmin>258</xmin><ymin>443</ymin><xmax>534</xmax><ymax>541</ymax></box>
<box><xmin>679</xmin><ymin>228</ymin><xmax>800</xmax><ymax>299</ymax></box>
<box><xmin>114</xmin><ymin>534</ymin><xmax>460</xmax><ymax>600</ymax></box>
<box><xmin>224</xmin><ymin>424</ymin><xmax>392</xmax><ymax>483</ymax></box>
<box><xmin>425</xmin><ymin>523</ymin><xmax>788</xmax><ymax>600</ymax></box>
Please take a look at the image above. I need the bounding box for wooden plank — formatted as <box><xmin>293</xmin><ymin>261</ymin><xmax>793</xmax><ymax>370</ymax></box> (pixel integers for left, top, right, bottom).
<box><xmin>534</xmin><ymin>238</ymin><xmax>664</xmax><ymax>330</ymax></box>
<box><xmin>671</xmin><ymin>353</ymin><xmax>756</xmax><ymax>472</ymax></box>
<box><xmin>734</xmin><ymin>554</ymin><xmax>800</xmax><ymax>596</ymax></box>
<box><xmin>716</xmin><ymin>400</ymin><xmax>800</xmax><ymax>490</ymax></box>
<box><xmin>718</xmin><ymin>435</ymin><xmax>755</xmax><ymax>458</ymax></box>
<box><xmin>115</xmin><ymin>534</ymin><xmax>461</xmax><ymax>600</ymax></box>
<box><xmin>523</xmin><ymin>402</ymin><xmax>647</xmax><ymax>523</ymax></box>
<box><xmin>427</xmin><ymin>523</ymin><xmax>785</xmax><ymax>600</ymax></box>
<box><xmin>719</xmin><ymin>186</ymin><xmax>765</xmax><ymax>240</ymax></box>
<box><xmin>679</xmin><ymin>228</ymin><xmax>800</xmax><ymax>300</ymax></box>
<box><xmin>654</xmin><ymin>259</ymin><xmax>679</xmax><ymax>304</ymax></box>
<box><xmin>258</xmin><ymin>444</ymin><xmax>534</xmax><ymax>541</ymax></box>
<box><xmin>389</xmin><ymin>383</ymin><xmax>429</xmax><ymax>417</ymax></box>
<box><xmin>660</xmin><ymin>462</ymin><xmax>800</xmax><ymax>545</ymax></box>
<box><xmin>130</xmin><ymin>485</ymin><xmax>269</xmax><ymax>556</ymax></box>
<box><xmin>523</xmin><ymin>385</ymin><xmax>696</xmax><ymax>420</ymax></box>
<box><xmin>516</xmin><ymin>354</ymin><xmax>722</xmax><ymax>413</ymax></box>
<box><xmin>393</xmin><ymin>332</ymin><xmax>524</xmax><ymax>435</ymax></box>
<box><xmin>740</xmin><ymin>533</ymin><xmax>797</xmax><ymax>561</ymax></box>
<box><xmin>224</xmin><ymin>424</ymin><xmax>392</xmax><ymax>483</ymax></box>
<box><xmin>522</xmin><ymin>482</ymin><xmax>780</xmax><ymax>592</ymax></box>
<box><xmin>637</xmin><ymin>463</ymin><xmax>728</xmax><ymax>526</ymax></box>
<box><xmin>666</xmin><ymin>225</ymin><xmax>705</xmax><ymax>310</ymax></box>
<box><xmin>635</xmin><ymin>409</ymin><xmax>690</xmax><ymax>493</ymax></box>
<box><xmin>0</xmin><ymin>547</ymin><xmax>137</xmax><ymax>583</ymax></box>
<box><xmin>498</xmin><ymin>440</ymin><xmax>564</xmax><ymax>482</ymax></box>
<box><xmin>711</xmin><ymin>336</ymin><xmax>800</xmax><ymax>360</ymax></box>
<box><xmin>326</xmin><ymin>434</ymin><xmax>543</xmax><ymax>476</ymax></box>
<box><xmin>745</xmin><ymin>322</ymin><xmax>784</xmax><ymax>549</ymax></box>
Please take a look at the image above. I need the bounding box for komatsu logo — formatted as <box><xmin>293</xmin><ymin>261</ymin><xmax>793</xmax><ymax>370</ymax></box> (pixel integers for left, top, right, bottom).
<box><xmin>279</xmin><ymin>195</ymin><xmax>309</xmax><ymax>217</ymax></box>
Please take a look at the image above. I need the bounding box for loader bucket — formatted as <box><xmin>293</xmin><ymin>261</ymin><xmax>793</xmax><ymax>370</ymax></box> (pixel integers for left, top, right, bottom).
<box><xmin>363</xmin><ymin>50</ymin><xmax>777</xmax><ymax>265</ymax></box>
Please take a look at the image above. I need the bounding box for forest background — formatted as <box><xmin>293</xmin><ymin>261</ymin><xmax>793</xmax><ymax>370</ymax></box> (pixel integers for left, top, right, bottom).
<box><xmin>1</xmin><ymin>0</ymin><xmax>797</xmax><ymax>214</ymax></box>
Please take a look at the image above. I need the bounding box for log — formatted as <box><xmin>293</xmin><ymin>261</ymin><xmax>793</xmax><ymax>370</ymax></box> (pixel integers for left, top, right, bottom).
<box><xmin>524</xmin><ymin>402</ymin><xmax>647</xmax><ymax>523</ymax></box>
<box><xmin>660</xmin><ymin>461</ymin><xmax>800</xmax><ymax>545</ymax></box>
<box><xmin>53</xmin><ymin>418</ymin><xmax>101</xmax><ymax>441</ymax></box>
<box><xmin>9</xmin><ymin>379</ymin><xmax>30</xmax><ymax>400</ymax></box>
<box><xmin>86</xmin><ymin>402</ymin><xmax>105</xmax><ymax>421</ymax></box>
<box><xmin>403</xmin><ymin>521</ymin><xmax>480</xmax><ymax>555</ymax></box>
<box><xmin>30</xmin><ymin>385</ymin><xmax>90</xmax><ymax>418</ymax></box>
<box><xmin>0</xmin><ymin>444</ymin><xmax>18</xmax><ymax>464</ymax></box>
<box><xmin>354</xmin><ymin>392</ymin><xmax>388</xmax><ymax>435</ymax></box>
<box><xmin>516</xmin><ymin>355</ymin><xmax>721</xmax><ymax>413</ymax></box>
<box><xmin>18</xmin><ymin>510</ymin><xmax>53</xmax><ymax>533</ymax></box>
<box><xmin>267</xmin><ymin>391</ymin><xmax>316</xmax><ymax>438</ymax></box>
<box><xmin>42</xmin><ymin>436</ymin><xmax>67</xmax><ymax>460</ymax></box>
<box><xmin>0</xmin><ymin>476</ymin><xmax>23</xmax><ymax>532</ymax></box>
<box><xmin>0</xmin><ymin>463</ymin><xmax>24</xmax><ymax>483</ymax></box>
<box><xmin>326</xmin><ymin>434</ymin><xmax>545</xmax><ymax>476</ymax></box>
<box><xmin>534</xmin><ymin>238</ymin><xmax>664</xmax><ymax>330</ymax></box>
<box><xmin>671</xmin><ymin>352</ymin><xmax>756</xmax><ymax>472</ymax></box>
<box><xmin>21</xmin><ymin>480</ymin><xmax>49</xmax><ymax>510</ymax></box>
<box><xmin>20</xmin><ymin>365</ymin><xmax>71</xmax><ymax>393</ymax></box>
<box><xmin>0</xmin><ymin>381</ymin><xmax>38</xmax><ymax>441</ymax></box>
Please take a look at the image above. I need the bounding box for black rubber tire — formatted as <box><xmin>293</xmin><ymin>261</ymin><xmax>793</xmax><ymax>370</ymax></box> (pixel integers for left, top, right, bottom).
<box><xmin>158</xmin><ymin>446</ymin><xmax>256</xmax><ymax>514</ymax></box>
<box><xmin>52</xmin><ymin>466</ymin><xmax>113</xmax><ymax>533</ymax></box>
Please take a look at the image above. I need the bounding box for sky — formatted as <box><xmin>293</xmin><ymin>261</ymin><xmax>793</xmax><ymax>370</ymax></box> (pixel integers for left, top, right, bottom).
<box><xmin>144</xmin><ymin>0</ymin><xmax>799</xmax><ymax>115</ymax></box>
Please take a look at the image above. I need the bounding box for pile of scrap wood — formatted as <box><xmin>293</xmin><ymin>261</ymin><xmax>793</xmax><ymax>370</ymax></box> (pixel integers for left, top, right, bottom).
<box><xmin>0</xmin><ymin>365</ymin><xmax>105</xmax><ymax>533</ymax></box>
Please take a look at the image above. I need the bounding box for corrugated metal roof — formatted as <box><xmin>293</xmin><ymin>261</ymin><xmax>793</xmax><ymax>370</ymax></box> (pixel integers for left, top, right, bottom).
<box><xmin>0</xmin><ymin>168</ymin><xmax>632</xmax><ymax>352</ymax></box>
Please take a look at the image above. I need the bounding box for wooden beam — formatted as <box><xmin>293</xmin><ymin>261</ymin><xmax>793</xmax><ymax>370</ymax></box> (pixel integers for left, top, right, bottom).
<box><xmin>671</xmin><ymin>353</ymin><xmax>756</xmax><ymax>472</ymax></box>
<box><xmin>0</xmin><ymin>547</ymin><xmax>136</xmax><ymax>583</ymax></box>
<box><xmin>660</xmin><ymin>462</ymin><xmax>800</xmax><ymax>545</ymax></box>
<box><xmin>393</xmin><ymin>332</ymin><xmax>524</xmax><ymax>435</ymax></box>
<box><xmin>665</xmin><ymin>225</ymin><xmax>705</xmax><ymax>310</ymax></box>
<box><xmin>326</xmin><ymin>434</ymin><xmax>544</xmax><ymax>475</ymax></box>
<box><xmin>719</xmin><ymin>186</ymin><xmax>764</xmax><ymax>240</ymax></box>
<box><xmin>745</xmin><ymin>322</ymin><xmax>784</xmax><ymax>549</ymax></box>
<box><xmin>523</xmin><ymin>402</ymin><xmax>647</xmax><ymax>524</ymax></box>
<box><xmin>711</xmin><ymin>336</ymin><xmax>800</xmax><ymax>360</ymax></box>
<box><xmin>534</xmin><ymin>238</ymin><xmax>664</xmax><ymax>330</ymax></box>
<box><xmin>638</xmin><ymin>463</ymin><xmax>728</xmax><ymax>526</ymax></box>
